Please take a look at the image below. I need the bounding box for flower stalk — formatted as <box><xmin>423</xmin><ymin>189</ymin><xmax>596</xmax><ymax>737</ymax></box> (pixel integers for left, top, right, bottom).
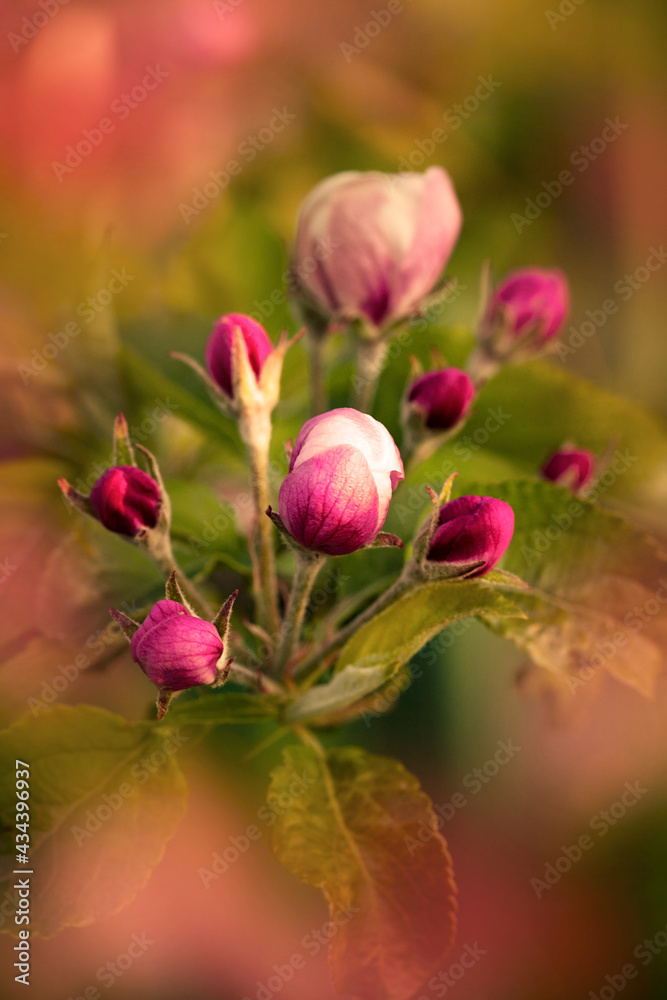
<box><xmin>352</xmin><ymin>336</ymin><xmax>388</xmax><ymax>412</ymax></box>
<box><xmin>272</xmin><ymin>551</ymin><xmax>325</xmax><ymax>676</ymax></box>
<box><xmin>239</xmin><ymin>405</ymin><xmax>281</xmax><ymax>639</ymax></box>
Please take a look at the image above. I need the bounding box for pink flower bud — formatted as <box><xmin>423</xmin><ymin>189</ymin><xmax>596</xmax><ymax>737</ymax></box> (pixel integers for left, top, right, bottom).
<box><xmin>294</xmin><ymin>167</ymin><xmax>462</xmax><ymax>328</ymax></box>
<box><xmin>90</xmin><ymin>466</ymin><xmax>161</xmax><ymax>537</ymax></box>
<box><xmin>205</xmin><ymin>312</ymin><xmax>273</xmax><ymax>397</ymax></box>
<box><xmin>407</xmin><ymin>368</ymin><xmax>476</xmax><ymax>431</ymax></box>
<box><xmin>541</xmin><ymin>447</ymin><xmax>594</xmax><ymax>490</ymax></box>
<box><xmin>130</xmin><ymin>599</ymin><xmax>224</xmax><ymax>691</ymax></box>
<box><xmin>279</xmin><ymin>408</ymin><xmax>404</xmax><ymax>555</ymax></box>
<box><xmin>427</xmin><ymin>495</ymin><xmax>514</xmax><ymax>577</ymax></box>
<box><xmin>483</xmin><ymin>267</ymin><xmax>569</xmax><ymax>347</ymax></box>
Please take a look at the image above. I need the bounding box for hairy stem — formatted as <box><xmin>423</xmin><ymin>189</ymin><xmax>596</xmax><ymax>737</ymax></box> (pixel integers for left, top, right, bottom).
<box><xmin>291</xmin><ymin>565</ymin><xmax>418</xmax><ymax>680</ymax></box>
<box><xmin>273</xmin><ymin>552</ymin><xmax>325</xmax><ymax>676</ymax></box>
<box><xmin>228</xmin><ymin>662</ymin><xmax>285</xmax><ymax>696</ymax></box>
<box><xmin>241</xmin><ymin>408</ymin><xmax>281</xmax><ymax>639</ymax></box>
<box><xmin>307</xmin><ymin>329</ymin><xmax>327</xmax><ymax>415</ymax></box>
<box><xmin>352</xmin><ymin>338</ymin><xmax>389</xmax><ymax>412</ymax></box>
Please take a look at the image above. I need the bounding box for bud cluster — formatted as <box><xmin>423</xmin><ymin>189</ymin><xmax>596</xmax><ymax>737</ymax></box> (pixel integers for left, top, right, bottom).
<box><xmin>55</xmin><ymin>163</ymin><xmax>588</xmax><ymax>709</ymax></box>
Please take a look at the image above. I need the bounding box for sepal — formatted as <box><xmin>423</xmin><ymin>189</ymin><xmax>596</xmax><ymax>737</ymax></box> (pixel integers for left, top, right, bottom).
<box><xmin>134</xmin><ymin>444</ymin><xmax>172</xmax><ymax>546</ymax></box>
<box><xmin>165</xmin><ymin>570</ymin><xmax>196</xmax><ymax>614</ymax></box>
<box><xmin>212</xmin><ymin>589</ymin><xmax>239</xmax><ymax>644</ymax></box>
<box><xmin>257</xmin><ymin>328</ymin><xmax>305</xmax><ymax>411</ymax></box>
<box><xmin>365</xmin><ymin>532</ymin><xmax>404</xmax><ymax>549</ymax></box>
<box><xmin>58</xmin><ymin>478</ymin><xmax>96</xmax><ymax>519</ymax></box>
<box><xmin>112</xmin><ymin>413</ymin><xmax>137</xmax><ymax>466</ymax></box>
<box><xmin>108</xmin><ymin>607</ymin><xmax>140</xmax><ymax>641</ymax></box>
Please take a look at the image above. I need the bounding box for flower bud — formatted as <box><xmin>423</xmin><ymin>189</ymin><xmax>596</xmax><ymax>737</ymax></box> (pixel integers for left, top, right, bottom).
<box><xmin>278</xmin><ymin>408</ymin><xmax>404</xmax><ymax>555</ymax></box>
<box><xmin>293</xmin><ymin>167</ymin><xmax>462</xmax><ymax>329</ymax></box>
<box><xmin>130</xmin><ymin>599</ymin><xmax>224</xmax><ymax>691</ymax></box>
<box><xmin>407</xmin><ymin>367</ymin><xmax>476</xmax><ymax>431</ymax></box>
<box><xmin>541</xmin><ymin>447</ymin><xmax>594</xmax><ymax>490</ymax></box>
<box><xmin>205</xmin><ymin>312</ymin><xmax>273</xmax><ymax>398</ymax></box>
<box><xmin>481</xmin><ymin>267</ymin><xmax>569</xmax><ymax>351</ymax></box>
<box><xmin>426</xmin><ymin>495</ymin><xmax>514</xmax><ymax>577</ymax></box>
<box><xmin>90</xmin><ymin>465</ymin><xmax>161</xmax><ymax>537</ymax></box>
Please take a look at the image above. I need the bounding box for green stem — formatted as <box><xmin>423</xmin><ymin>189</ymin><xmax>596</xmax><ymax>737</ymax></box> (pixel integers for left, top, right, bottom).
<box><xmin>466</xmin><ymin>346</ymin><xmax>501</xmax><ymax>385</ymax></box>
<box><xmin>272</xmin><ymin>552</ymin><xmax>325</xmax><ymax>676</ymax></box>
<box><xmin>148</xmin><ymin>535</ymin><xmax>211</xmax><ymax>619</ymax></box>
<box><xmin>352</xmin><ymin>338</ymin><xmax>389</xmax><ymax>412</ymax></box>
<box><xmin>241</xmin><ymin>408</ymin><xmax>281</xmax><ymax>639</ymax></box>
<box><xmin>291</xmin><ymin>564</ymin><xmax>418</xmax><ymax>680</ymax></box>
<box><xmin>292</xmin><ymin>724</ymin><xmax>325</xmax><ymax>756</ymax></box>
<box><xmin>228</xmin><ymin>662</ymin><xmax>285</xmax><ymax>696</ymax></box>
<box><xmin>307</xmin><ymin>329</ymin><xmax>327</xmax><ymax>415</ymax></box>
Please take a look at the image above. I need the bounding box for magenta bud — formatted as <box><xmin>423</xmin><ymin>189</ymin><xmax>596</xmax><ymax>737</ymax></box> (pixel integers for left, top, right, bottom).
<box><xmin>130</xmin><ymin>599</ymin><xmax>224</xmax><ymax>691</ymax></box>
<box><xmin>90</xmin><ymin>465</ymin><xmax>161</xmax><ymax>537</ymax></box>
<box><xmin>278</xmin><ymin>408</ymin><xmax>404</xmax><ymax>556</ymax></box>
<box><xmin>541</xmin><ymin>447</ymin><xmax>594</xmax><ymax>490</ymax></box>
<box><xmin>407</xmin><ymin>367</ymin><xmax>476</xmax><ymax>431</ymax></box>
<box><xmin>205</xmin><ymin>312</ymin><xmax>273</xmax><ymax>397</ymax></box>
<box><xmin>293</xmin><ymin>167</ymin><xmax>462</xmax><ymax>328</ymax></box>
<box><xmin>484</xmin><ymin>267</ymin><xmax>569</xmax><ymax>346</ymax></box>
<box><xmin>427</xmin><ymin>495</ymin><xmax>515</xmax><ymax>577</ymax></box>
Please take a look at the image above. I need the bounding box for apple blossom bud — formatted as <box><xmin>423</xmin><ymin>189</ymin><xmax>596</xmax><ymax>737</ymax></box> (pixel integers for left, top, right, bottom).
<box><xmin>130</xmin><ymin>599</ymin><xmax>224</xmax><ymax>691</ymax></box>
<box><xmin>427</xmin><ymin>495</ymin><xmax>514</xmax><ymax>577</ymax></box>
<box><xmin>90</xmin><ymin>466</ymin><xmax>161</xmax><ymax>537</ymax></box>
<box><xmin>407</xmin><ymin>368</ymin><xmax>476</xmax><ymax>431</ymax></box>
<box><xmin>541</xmin><ymin>447</ymin><xmax>594</xmax><ymax>490</ymax></box>
<box><xmin>482</xmin><ymin>267</ymin><xmax>569</xmax><ymax>349</ymax></box>
<box><xmin>205</xmin><ymin>312</ymin><xmax>273</xmax><ymax>398</ymax></box>
<box><xmin>278</xmin><ymin>408</ymin><xmax>404</xmax><ymax>555</ymax></box>
<box><xmin>293</xmin><ymin>167</ymin><xmax>462</xmax><ymax>329</ymax></box>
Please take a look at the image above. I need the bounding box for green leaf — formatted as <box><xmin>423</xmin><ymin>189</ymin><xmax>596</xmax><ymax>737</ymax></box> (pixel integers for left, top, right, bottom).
<box><xmin>268</xmin><ymin>745</ymin><xmax>457</xmax><ymax>1000</ymax></box>
<box><xmin>285</xmin><ymin>580</ymin><xmax>526</xmax><ymax>725</ymax></box>
<box><xmin>389</xmin><ymin>361</ymin><xmax>667</xmax><ymax>537</ymax></box>
<box><xmin>285</xmin><ymin>664</ymin><xmax>390</xmax><ymax>725</ymax></box>
<box><xmin>466</xmin><ymin>361</ymin><xmax>667</xmax><ymax>494</ymax></box>
<box><xmin>465</xmin><ymin>479</ymin><xmax>667</xmax><ymax>696</ymax></box>
<box><xmin>337</xmin><ymin>578</ymin><xmax>526</xmax><ymax>673</ymax></box>
<box><xmin>0</xmin><ymin>706</ymin><xmax>187</xmax><ymax>936</ymax></box>
<box><xmin>164</xmin><ymin>691</ymin><xmax>283</xmax><ymax>726</ymax></box>
<box><xmin>486</xmin><ymin>478</ymin><xmax>667</xmax><ymax>588</ymax></box>
<box><xmin>489</xmin><ymin>577</ymin><xmax>664</xmax><ymax>699</ymax></box>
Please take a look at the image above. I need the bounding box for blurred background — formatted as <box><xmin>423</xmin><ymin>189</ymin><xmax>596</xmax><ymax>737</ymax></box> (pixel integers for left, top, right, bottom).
<box><xmin>1</xmin><ymin>0</ymin><xmax>667</xmax><ymax>996</ymax></box>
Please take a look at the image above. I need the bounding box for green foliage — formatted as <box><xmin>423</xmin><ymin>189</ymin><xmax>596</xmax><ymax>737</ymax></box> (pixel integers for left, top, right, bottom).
<box><xmin>286</xmin><ymin>579</ymin><xmax>529</xmax><ymax>724</ymax></box>
<box><xmin>0</xmin><ymin>706</ymin><xmax>187</xmax><ymax>937</ymax></box>
<box><xmin>268</xmin><ymin>744</ymin><xmax>457</xmax><ymax>1000</ymax></box>
<box><xmin>466</xmin><ymin>478</ymin><xmax>667</xmax><ymax>696</ymax></box>
<box><xmin>286</xmin><ymin>664</ymin><xmax>392</xmax><ymax>725</ymax></box>
<box><xmin>165</xmin><ymin>691</ymin><xmax>283</xmax><ymax>726</ymax></box>
<box><xmin>389</xmin><ymin>360</ymin><xmax>667</xmax><ymax>539</ymax></box>
<box><xmin>337</xmin><ymin>579</ymin><xmax>526</xmax><ymax>672</ymax></box>
<box><xmin>470</xmin><ymin>360</ymin><xmax>667</xmax><ymax>491</ymax></box>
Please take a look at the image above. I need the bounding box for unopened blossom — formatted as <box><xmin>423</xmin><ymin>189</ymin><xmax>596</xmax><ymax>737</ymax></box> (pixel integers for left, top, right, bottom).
<box><xmin>130</xmin><ymin>599</ymin><xmax>224</xmax><ymax>691</ymax></box>
<box><xmin>205</xmin><ymin>312</ymin><xmax>273</xmax><ymax>398</ymax></box>
<box><xmin>90</xmin><ymin>466</ymin><xmax>161</xmax><ymax>537</ymax></box>
<box><xmin>279</xmin><ymin>408</ymin><xmax>404</xmax><ymax>555</ymax></box>
<box><xmin>407</xmin><ymin>368</ymin><xmax>476</xmax><ymax>431</ymax></box>
<box><xmin>293</xmin><ymin>167</ymin><xmax>462</xmax><ymax>329</ymax></box>
<box><xmin>426</xmin><ymin>495</ymin><xmax>515</xmax><ymax>577</ymax></box>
